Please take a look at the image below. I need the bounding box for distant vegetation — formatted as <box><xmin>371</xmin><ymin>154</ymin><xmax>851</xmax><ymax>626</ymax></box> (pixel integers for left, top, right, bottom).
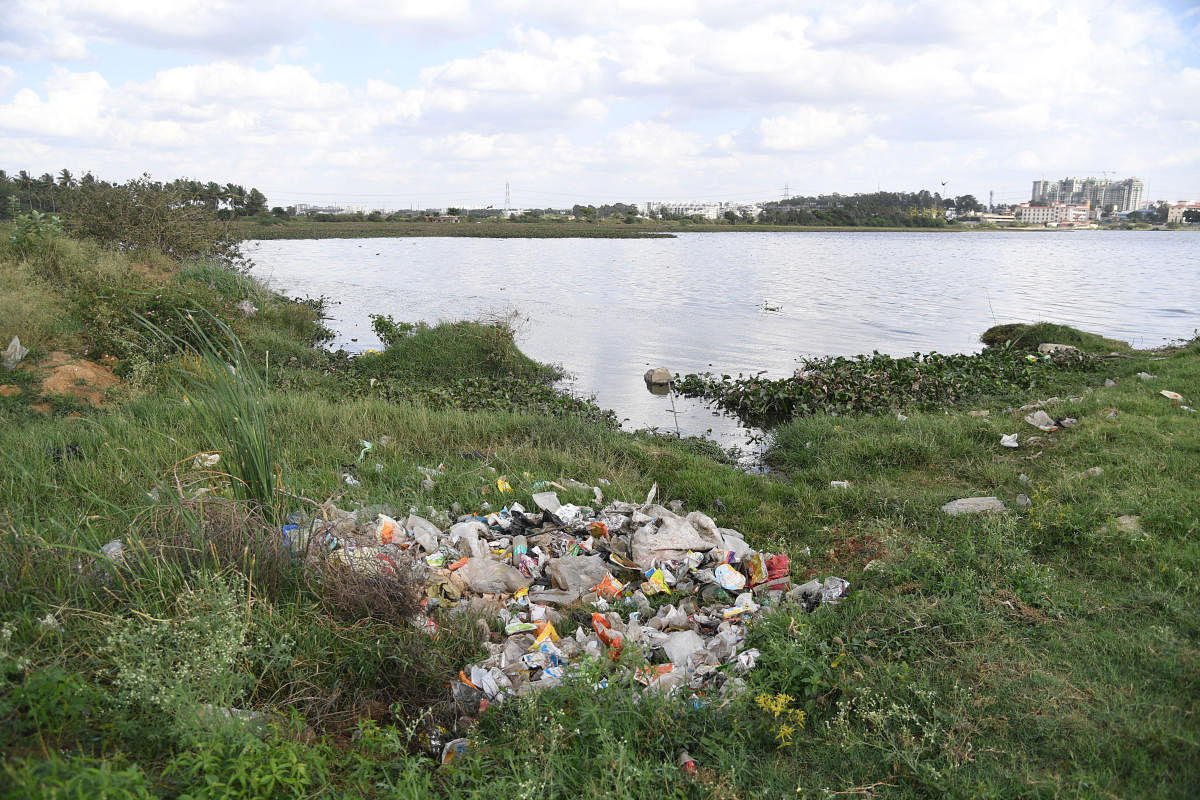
<box><xmin>757</xmin><ymin>190</ymin><xmax>983</xmax><ymax>228</ymax></box>
<box><xmin>0</xmin><ymin>169</ymin><xmax>271</xmax><ymax>264</ymax></box>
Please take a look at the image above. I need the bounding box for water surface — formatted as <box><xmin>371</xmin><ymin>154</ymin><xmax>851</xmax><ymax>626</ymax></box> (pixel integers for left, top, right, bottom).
<box><xmin>248</xmin><ymin>231</ymin><xmax>1198</xmax><ymax>449</ymax></box>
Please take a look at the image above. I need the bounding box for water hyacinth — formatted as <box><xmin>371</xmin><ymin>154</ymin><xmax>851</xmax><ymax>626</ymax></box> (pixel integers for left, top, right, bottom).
<box><xmin>675</xmin><ymin>348</ymin><xmax>1102</xmax><ymax>426</ymax></box>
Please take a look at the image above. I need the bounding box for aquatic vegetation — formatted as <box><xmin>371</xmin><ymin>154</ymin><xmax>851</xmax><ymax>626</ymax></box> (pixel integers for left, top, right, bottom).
<box><xmin>675</xmin><ymin>348</ymin><xmax>1103</xmax><ymax>426</ymax></box>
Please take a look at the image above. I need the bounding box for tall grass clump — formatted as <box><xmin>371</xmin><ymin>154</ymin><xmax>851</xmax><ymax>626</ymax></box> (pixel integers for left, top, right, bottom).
<box><xmin>138</xmin><ymin>310</ymin><xmax>283</xmax><ymax>520</ymax></box>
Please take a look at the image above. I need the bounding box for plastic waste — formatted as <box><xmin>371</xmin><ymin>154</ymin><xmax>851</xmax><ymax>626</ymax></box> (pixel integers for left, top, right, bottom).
<box><xmin>662</xmin><ymin>629</ymin><xmax>706</xmax><ymax>665</ymax></box>
<box><xmin>1000</xmin><ymin>433</ymin><xmax>1019</xmax><ymax>448</ymax></box>
<box><xmin>2</xmin><ymin>336</ymin><xmax>28</xmax><ymax>371</ymax></box>
<box><xmin>715</xmin><ymin>563</ymin><xmax>746</xmax><ymax>591</ymax></box>
<box><xmin>457</xmin><ymin>557</ymin><xmax>530</xmax><ymax>594</ymax></box>
<box><xmin>1024</xmin><ymin>410</ymin><xmax>1058</xmax><ymax>432</ymax></box>
<box><xmin>631</xmin><ymin>515</ymin><xmax>721</xmax><ymax>568</ymax></box>
<box><xmin>192</xmin><ymin>453</ymin><xmax>221</xmax><ymax>469</ymax></box>
<box><xmin>100</xmin><ymin>539</ymin><xmax>124</xmax><ymax>564</ymax></box>
<box><xmin>546</xmin><ymin>555</ymin><xmax>608</xmax><ymax>594</ymax></box>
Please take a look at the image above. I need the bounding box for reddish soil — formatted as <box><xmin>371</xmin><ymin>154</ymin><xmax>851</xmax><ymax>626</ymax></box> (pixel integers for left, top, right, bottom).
<box><xmin>38</xmin><ymin>351</ymin><xmax>120</xmax><ymax>407</ymax></box>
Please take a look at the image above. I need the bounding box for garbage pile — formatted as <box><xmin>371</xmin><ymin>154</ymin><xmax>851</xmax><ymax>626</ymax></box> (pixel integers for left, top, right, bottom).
<box><xmin>289</xmin><ymin>482</ymin><xmax>848</xmax><ymax>709</ymax></box>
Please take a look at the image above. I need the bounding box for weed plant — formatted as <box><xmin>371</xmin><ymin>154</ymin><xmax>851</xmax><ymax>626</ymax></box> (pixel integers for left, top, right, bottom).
<box><xmin>136</xmin><ymin>311</ymin><xmax>282</xmax><ymax>519</ymax></box>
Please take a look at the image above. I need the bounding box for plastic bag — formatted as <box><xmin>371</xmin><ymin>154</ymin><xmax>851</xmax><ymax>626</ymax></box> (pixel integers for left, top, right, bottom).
<box><xmin>457</xmin><ymin>557</ymin><xmax>531</xmax><ymax>594</ymax></box>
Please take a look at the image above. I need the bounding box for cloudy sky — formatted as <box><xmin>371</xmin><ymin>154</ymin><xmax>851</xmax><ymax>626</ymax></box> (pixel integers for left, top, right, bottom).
<box><xmin>1</xmin><ymin>0</ymin><xmax>1197</xmax><ymax>210</ymax></box>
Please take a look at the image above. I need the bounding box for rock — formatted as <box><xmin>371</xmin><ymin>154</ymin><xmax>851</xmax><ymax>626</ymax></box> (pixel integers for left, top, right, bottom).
<box><xmin>941</xmin><ymin>496</ymin><xmax>1005</xmax><ymax>515</ymax></box>
<box><xmin>1080</xmin><ymin>466</ymin><xmax>1104</xmax><ymax>478</ymax></box>
<box><xmin>1136</xmin><ymin>372</ymin><xmax>1156</xmax><ymax>381</ymax></box>
<box><xmin>643</xmin><ymin>367</ymin><xmax>672</xmax><ymax>386</ymax></box>
<box><xmin>968</xmin><ymin>409</ymin><xmax>989</xmax><ymax>417</ymax></box>
<box><xmin>1115</xmin><ymin>515</ymin><xmax>1143</xmax><ymax>535</ymax></box>
<box><xmin>1038</xmin><ymin>343</ymin><xmax>1080</xmax><ymax>355</ymax></box>
<box><xmin>2</xmin><ymin>336</ymin><xmax>28</xmax><ymax>371</ymax></box>
<box><xmin>1104</xmin><ymin>379</ymin><xmax>1117</xmax><ymax>387</ymax></box>
<box><xmin>1015</xmin><ymin>493</ymin><xmax>1031</xmax><ymax>508</ymax></box>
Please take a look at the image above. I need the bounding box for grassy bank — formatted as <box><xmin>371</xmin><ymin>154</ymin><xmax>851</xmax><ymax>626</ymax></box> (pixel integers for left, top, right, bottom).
<box><xmin>1</xmin><ymin>227</ymin><xmax>1197</xmax><ymax>797</ymax></box>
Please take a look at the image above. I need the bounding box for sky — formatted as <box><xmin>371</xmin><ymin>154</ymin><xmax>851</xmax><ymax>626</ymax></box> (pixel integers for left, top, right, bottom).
<box><xmin>1</xmin><ymin>0</ymin><xmax>1198</xmax><ymax>210</ymax></box>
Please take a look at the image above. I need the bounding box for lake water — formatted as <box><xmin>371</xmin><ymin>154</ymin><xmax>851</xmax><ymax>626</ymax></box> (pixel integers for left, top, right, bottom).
<box><xmin>247</xmin><ymin>231</ymin><xmax>1198</xmax><ymax>452</ymax></box>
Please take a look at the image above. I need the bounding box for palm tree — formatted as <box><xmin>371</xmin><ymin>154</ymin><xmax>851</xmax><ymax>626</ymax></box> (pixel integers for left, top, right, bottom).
<box><xmin>58</xmin><ymin>168</ymin><xmax>77</xmax><ymax>188</ymax></box>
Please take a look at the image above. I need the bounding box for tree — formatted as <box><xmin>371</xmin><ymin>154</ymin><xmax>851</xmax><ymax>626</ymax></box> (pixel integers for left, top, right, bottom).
<box><xmin>244</xmin><ymin>188</ymin><xmax>267</xmax><ymax>216</ymax></box>
<box><xmin>954</xmin><ymin>195</ymin><xmax>983</xmax><ymax>214</ymax></box>
<box><xmin>1184</xmin><ymin>209</ymin><xmax>1200</xmax><ymax>224</ymax></box>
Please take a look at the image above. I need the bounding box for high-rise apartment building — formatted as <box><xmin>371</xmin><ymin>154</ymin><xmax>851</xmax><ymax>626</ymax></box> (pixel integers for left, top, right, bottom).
<box><xmin>1030</xmin><ymin>177</ymin><xmax>1144</xmax><ymax>213</ymax></box>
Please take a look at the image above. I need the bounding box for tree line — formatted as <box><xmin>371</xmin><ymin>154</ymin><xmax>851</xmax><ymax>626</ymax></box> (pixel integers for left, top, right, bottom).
<box><xmin>0</xmin><ymin>169</ymin><xmax>268</xmax><ymax>220</ymax></box>
<box><xmin>755</xmin><ymin>190</ymin><xmax>983</xmax><ymax>227</ymax></box>
<box><xmin>0</xmin><ymin>169</ymin><xmax>260</xmax><ymax>263</ymax></box>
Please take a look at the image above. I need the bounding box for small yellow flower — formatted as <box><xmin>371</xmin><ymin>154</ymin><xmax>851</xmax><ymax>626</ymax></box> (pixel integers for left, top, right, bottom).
<box><xmin>775</xmin><ymin>723</ymin><xmax>795</xmax><ymax>748</ymax></box>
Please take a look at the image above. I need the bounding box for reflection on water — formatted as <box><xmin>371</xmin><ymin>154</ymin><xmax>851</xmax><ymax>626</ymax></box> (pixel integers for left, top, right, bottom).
<box><xmin>248</xmin><ymin>231</ymin><xmax>1199</xmax><ymax>451</ymax></box>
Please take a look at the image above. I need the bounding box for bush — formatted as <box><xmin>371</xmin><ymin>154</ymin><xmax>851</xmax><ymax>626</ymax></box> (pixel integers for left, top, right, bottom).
<box><xmin>979</xmin><ymin>322</ymin><xmax>1132</xmax><ymax>353</ymax></box>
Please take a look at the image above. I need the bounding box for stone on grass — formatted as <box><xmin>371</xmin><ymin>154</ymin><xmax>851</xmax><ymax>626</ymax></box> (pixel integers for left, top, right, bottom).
<box><xmin>941</xmin><ymin>496</ymin><xmax>1005</xmax><ymax>516</ymax></box>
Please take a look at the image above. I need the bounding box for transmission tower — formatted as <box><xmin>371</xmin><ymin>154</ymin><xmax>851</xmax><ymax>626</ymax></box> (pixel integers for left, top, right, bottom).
<box><xmin>505</xmin><ymin>182</ymin><xmax>510</xmax><ymax>215</ymax></box>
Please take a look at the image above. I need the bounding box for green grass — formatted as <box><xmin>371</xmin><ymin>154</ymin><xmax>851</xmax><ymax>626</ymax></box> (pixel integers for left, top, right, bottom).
<box><xmin>980</xmin><ymin>321</ymin><xmax>1139</xmax><ymax>353</ymax></box>
<box><xmin>1</xmin><ymin>229</ymin><xmax>1197</xmax><ymax>797</ymax></box>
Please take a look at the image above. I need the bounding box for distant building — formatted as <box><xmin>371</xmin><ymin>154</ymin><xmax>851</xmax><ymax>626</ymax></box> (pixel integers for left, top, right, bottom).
<box><xmin>1031</xmin><ymin>177</ymin><xmax>1143</xmax><ymax>213</ymax></box>
<box><xmin>643</xmin><ymin>201</ymin><xmax>762</xmax><ymax>220</ymax></box>
<box><xmin>424</xmin><ymin>215</ymin><xmax>460</xmax><ymax>223</ymax></box>
<box><xmin>1013</xmin><ymin>202</ymin><xmax>1091</xmax><ymax>226</ymax></box>
<box><xmin>1167</xmin><ymin>202</ymin><xmax>1200</xmax><ymax>224</ymax></box>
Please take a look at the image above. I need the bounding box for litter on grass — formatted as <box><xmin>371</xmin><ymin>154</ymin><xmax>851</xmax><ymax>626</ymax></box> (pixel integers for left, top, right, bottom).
<box><xmin>283</xmin><ymin>484</ymin><xmax>847</xmax><ymax>718</ymax></box>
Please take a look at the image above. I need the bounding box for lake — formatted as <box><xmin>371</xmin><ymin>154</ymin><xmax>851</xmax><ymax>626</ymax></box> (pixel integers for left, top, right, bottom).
<box><xmin>247</xmin><ymin>231</ymin><xmax>1198</xmax><ymax>452</ymax></box>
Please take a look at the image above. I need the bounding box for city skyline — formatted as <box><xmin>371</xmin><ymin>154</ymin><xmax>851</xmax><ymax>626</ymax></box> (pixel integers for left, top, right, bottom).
<box><xmin>1</xmin><ymin>1</ymin><xmax>1197</xmax><ymax>207</ymax></box>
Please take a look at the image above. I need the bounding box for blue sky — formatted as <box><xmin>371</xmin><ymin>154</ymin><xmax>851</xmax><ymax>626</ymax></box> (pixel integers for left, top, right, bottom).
<box><xmin>1</xmin><ymin>0</ymin><xmax>1197</xmax><ymax>209</ymax></box>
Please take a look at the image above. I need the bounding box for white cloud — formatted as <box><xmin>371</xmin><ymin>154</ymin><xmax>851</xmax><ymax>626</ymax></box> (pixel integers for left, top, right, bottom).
<box><xmin>757</xmin><ymin>108</ymin><xmax>873</xmax><ymax>151</ymax></box>
<box><xmin>0</xmin><ymin>0</ymin><xmax>1195</xmax><ymax>204</ymax></box>
<box><xmin>0</xmin><ymin>1</ymin><xmax>90</xmax><ymax>60</ymax></box>
<box><xmin>0</xmin><ymin>69</ymin><xmax>112</xmax><ymax>139</ymax></box>
<box><xmin>0</xmin><ymin>66</ymin><xmax>19</xmax><ymax>95</ymax></box>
